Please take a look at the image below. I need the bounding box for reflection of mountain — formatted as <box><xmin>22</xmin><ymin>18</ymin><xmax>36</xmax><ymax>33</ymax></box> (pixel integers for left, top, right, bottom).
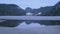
<box><xmin>41</xmin><ymin>1</ymin><xmax>60</xmax><ymax>25</ymax></box>
<box><xmin>0</xmin><ymin>4</ymin><xmax>25</xmax><ymax>27</ymax></box>
<box><xmin>48</xmin><ymin>1</ymin><xmax>60</xmax><ymax>25</ymax></box>
<box><xmin>25</xmin><ymin>1</ymin><xmax>60</xmax><ymax>25</ymax></box>
<box><xmin>0</xmin><ymin>1</ymin><xmax>60</xmax><ymax>27</ymax></box>
<box><xmin>42</xmin><ymin>1</ymin><xmax>60</xmax><ymax>25</ymax></box>
<box><xmin>0</xmin><ymin>4</ymin><xmax>25</xmax><ymax>16</ymax></box>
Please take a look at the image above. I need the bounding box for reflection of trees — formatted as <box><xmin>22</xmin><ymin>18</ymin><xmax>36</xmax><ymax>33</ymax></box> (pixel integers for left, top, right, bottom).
<box><xmin>0</xmin><ymin>1</ymin><xmax>60</xmax><ymax>27</ymax></box>
<box><xmin>0</xmin><ymin>4</ymin><xmax>25</xmax><ymax>27</ymax></box>
<box><xmin>28</xmin><ymin>1</ymin><xmax>60</xmax><ymax>25</ymax></box>
<box><xmin>25</xmin><ymin>1</ymin><xmax>60</xmax><ymax>25</ymax></box>
<box><xmin>0</xmin><ymin>20</ymin><xmax>23</xmax><ymax>27</ymax></box>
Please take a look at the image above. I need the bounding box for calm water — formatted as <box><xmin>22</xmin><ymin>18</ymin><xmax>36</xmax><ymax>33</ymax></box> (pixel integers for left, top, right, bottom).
<box><xmin>17</xmin><ymin>22</ymin><xmax>45</xmax><ymax>28</ymax></box>
<box><xmin>0</xmin><ymin>20</ymin><xmax>60</xmax><ymax>34</ymax></box>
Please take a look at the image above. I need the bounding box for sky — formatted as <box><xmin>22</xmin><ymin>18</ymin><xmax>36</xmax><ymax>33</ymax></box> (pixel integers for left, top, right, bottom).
<box><xmin>0</xmin><ymin>0</ymin><xmax>60</xmax><ymax>9</ymax></box>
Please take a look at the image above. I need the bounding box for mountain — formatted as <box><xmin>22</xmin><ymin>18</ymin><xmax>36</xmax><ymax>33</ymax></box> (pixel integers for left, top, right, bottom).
<box><xmin>0</xmin><ymin>4</ymin><xmax>25</xmax><ymax>27</ymax></box>
<box><xmin>25</xmin><ymin>6</ymin><xmax>53</xmax><ymax>16</ymax></box>
<box><xmin>47</xmin><ymin>1</ymin><xmax>60</xmax><ymax>25</ymax></box>
<box><xmin>0</xmin><ymin>4</ymin><xmax>25</xmax><ymax>16</ymax></box>
<box><xmin>0</xmin><ymin>1</ymin><xmax>60</xmax><ymax>27</ymax></box>
<box><xmin>47</xmin><ymin>1</ymin><xmax>60</xmax><ymax>16</ymax></box>
<box><xmin>25</xmin><ymin>6</ymin><xmax>53</xmax><ymax>25</ymax></box>
<box><xmin>38</xmin><ymin>1</ymin><xmax>60</xmax><ymax>25</ymax></box>
<box><xmin>25</xmin><ymin>7</ymin><xmax>33</xmax><ymax>13</ymax></box>
<box><xmin>25</xmin><ymin>1</ymin><xmax>60</xmax><ymax>25</ymax></box>
<box><xmin>34</xmin><ymin>6</ymin><xmax>53</xmax><ymax>16</ymax></box>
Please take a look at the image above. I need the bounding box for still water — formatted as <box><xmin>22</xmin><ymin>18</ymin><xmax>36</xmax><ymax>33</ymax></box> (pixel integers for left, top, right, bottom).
<box><xmin>17</xmin><ymin>21</ymin><xmax>45</xmax><ymax>29</ymax></box>
<box><xmin>0</xmin><ymin>21</ymin><xmax>60</xmax><ymax>34</ymax></box>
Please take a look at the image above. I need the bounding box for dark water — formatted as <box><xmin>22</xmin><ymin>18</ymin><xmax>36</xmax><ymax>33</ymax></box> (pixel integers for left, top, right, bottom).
<box><xmin>0</xmin><ymin>21</ymin><xmax>60</xmax><ymax>34</ymax></box>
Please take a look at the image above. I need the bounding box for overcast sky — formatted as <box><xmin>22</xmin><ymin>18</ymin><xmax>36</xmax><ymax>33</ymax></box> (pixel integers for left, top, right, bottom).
<box><xmin>0</xmin><ymin>0</ymin><xmax>60</xmax><ymax>9</ymax></box>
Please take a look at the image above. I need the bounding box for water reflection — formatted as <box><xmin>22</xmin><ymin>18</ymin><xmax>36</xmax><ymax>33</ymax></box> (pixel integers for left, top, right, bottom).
<box><xmin>17</xmin><ymin>21</ymin><xmax>45</xmax><ymax>28</ymax></box>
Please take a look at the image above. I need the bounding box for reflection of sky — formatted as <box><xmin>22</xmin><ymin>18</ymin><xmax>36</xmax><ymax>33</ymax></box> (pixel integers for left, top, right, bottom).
<box><xmin>0</xmin><ymin>0</ymin><xmax>60</xmax><ymax>9</ymax></box>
